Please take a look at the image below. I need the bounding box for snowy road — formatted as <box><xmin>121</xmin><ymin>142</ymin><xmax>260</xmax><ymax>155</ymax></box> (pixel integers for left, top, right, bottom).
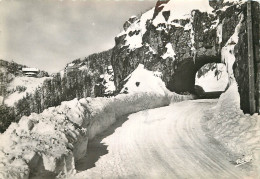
<box><xmin>74</xmin><ymin>99</ymin><xmax>246</xmax><ymax>179</ymax></box>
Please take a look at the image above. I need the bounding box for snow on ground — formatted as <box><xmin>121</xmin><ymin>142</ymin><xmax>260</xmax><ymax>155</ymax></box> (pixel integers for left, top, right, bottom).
<box><xmin>204</xmin><ymin>82</ymin><xmax>260</xmax><ymax>175</ymax></box>
<box><xmin>195</xmin><ymin>63</ymin><xmax>229</xmax><ymax>92</ymax></box>
<box><xmin>0</xmin><ymin>99</ymin><xmax>86</xmax><ymax>179</ymax></box>
<box><xmin>73</xmin><ymin>98</ymin><xmax>256</xmax><ymax>178</ymax></box>
<box><xmin>72</xmin><ymin>82</ymin><xmax>259</xmax><ymax>178</ymax></box>
<box><xmin>0</xmin><ymin>66</ymin><xmax>193</xmax><ymax>178</ymax></box>
<box><xmin>120</xmin><ymin>64</ymin><xmax>167</xmax><ymax>95</ymax></box>
<box><xmin>4</xmin><ymin>76</ymin><xmax>52</xmax><ymax>106</ymax></box>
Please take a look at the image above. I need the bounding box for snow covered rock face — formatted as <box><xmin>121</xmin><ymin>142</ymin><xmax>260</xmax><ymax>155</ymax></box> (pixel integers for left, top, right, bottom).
<box><xmin>0</xmin><ymin>67</ymin><xmax>193</xmax><ymax>179</ymax></box>
<box><xmin>112</xmin><ymin>0</ymin><xmax>255</xmax><ymax>112</ymax></box>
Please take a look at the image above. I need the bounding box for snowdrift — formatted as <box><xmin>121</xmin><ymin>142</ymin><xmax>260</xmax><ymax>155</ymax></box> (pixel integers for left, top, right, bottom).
<box><xmin>0</xmin><ymin>65</ymin><xmax>193</xmax><ymax>179</ymax></box>
<box><xmin>204</xmin><ymin>83</ymin><xmax>260</xmax><ymax>172</ymax></box>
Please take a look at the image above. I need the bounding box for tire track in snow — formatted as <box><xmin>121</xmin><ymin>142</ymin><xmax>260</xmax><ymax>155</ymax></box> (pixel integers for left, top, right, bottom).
<box><xmin>73</xmin><ymin>99</ymin><xmax>248</xmax><ymax>179</ymax></box>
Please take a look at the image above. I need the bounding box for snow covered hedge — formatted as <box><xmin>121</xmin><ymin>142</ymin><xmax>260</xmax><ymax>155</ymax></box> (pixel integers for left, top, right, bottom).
<box><xmin>0</xmin><ymin>65</ymin><xmax>193</xmax><ymax>179</ymax></box>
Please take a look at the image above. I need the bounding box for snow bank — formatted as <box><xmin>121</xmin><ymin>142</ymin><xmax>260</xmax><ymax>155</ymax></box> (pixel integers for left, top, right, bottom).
<box><xmin>204</xmin><ymin>83</ymin><xmax>260</xmax><ymax>169</ymax></box>
<box><xmin>195</xmin><ymin>64</ymin><xmax>229</xmax><ymax>92</ymax></box>
<box><xmin>0</xmin><ymin>66</ymin><xmax>193</xmax><ymax>178</ymax></box>
<box><xmin>4</xmin><ymin>76</ymin><xmax>52</xmax><ymax>106</ymax></box>
<box><xmin>121</xmin><ymin>64</ymin><xmax>166</xmax><ymax>95</ymax></box>
<box><xmin>206</xmin><ymin>12</ymin><xmax>259</xmax><ymax>167</ymax></box>
<box><xmin>0</xmin><ymin>99</ymin><xmax>82</xmax><ymax>179</ymax></box>
<box><xmin>201</xmin><ymin>6</ymin><xmax>260</xmax><ymax>173</ymax></box>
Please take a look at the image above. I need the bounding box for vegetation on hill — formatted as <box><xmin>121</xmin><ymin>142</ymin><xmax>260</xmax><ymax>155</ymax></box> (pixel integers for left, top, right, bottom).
<box><xmin>0</xmin><ymin>49</ymin><xmax>113</xmax><ymax>132</ymax></box>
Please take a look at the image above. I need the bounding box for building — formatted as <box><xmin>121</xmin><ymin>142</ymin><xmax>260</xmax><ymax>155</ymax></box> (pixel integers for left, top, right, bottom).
<box><xmin>22</xmin><ymin>68</ymin><xmax>39</xmax><ymax>77</ymax></box>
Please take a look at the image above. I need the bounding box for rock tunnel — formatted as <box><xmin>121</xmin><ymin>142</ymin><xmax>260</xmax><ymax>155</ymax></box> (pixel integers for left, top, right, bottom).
<box><xmin>111</xmin><ymin>1</ymin><xmax>259</xmax><ymax>114</ymax></box>
<box><xmin>167</xmin><ymin>55</ymin><xmax>222</xmax><ymax>94</ymax></box>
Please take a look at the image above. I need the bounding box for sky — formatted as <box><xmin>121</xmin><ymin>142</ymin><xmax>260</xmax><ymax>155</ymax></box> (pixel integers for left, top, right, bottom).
<box><xmin>0</xmin><ymin>0</ymin><xmax>157</xmax><ymax>73</ymax></box>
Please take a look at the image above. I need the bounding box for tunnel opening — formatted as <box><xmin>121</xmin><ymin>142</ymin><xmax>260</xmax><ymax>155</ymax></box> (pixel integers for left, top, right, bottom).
<box><xmin>167</xmin><ymin>56</ymin><xmax>228</xmax><ymax>98</ymax></box>
<box><xmin>195</xmin><ymin>63</ymin><xmax>229</xmax><ymax>99</ymax></box>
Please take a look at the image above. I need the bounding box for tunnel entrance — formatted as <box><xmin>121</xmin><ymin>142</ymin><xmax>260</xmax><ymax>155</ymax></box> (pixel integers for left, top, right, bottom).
<box><xmin>195</xmin><ymin>63</ymin><xmax>229</xmax><ymax>99</ymax></box>
<box><xmin>167</xmin><ymin>56</ymin><xmax>228</xmax><ymax>98</ymax></box>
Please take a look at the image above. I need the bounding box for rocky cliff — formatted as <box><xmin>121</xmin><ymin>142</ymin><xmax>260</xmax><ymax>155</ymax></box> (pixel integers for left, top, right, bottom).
<box><xmin>111</xmin><ymin>0</ymin><xmax>259</xmax><ymax>113</ymax></box>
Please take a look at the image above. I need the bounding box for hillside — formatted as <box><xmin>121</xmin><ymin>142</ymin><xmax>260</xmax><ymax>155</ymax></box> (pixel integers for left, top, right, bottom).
<box><xmin>0</xmin><ymin>60</ymin><xmax>49</xmax><ymax>104</ymax></box>
<box><xmin>0</xmin><ymin>64</ymin><xmax>193</xmax><ymax>178</ymax></box>
<box><xmin>0</xmin><ymin>49</ymin><xmax>113</xmax><ymax>132</ymax></box>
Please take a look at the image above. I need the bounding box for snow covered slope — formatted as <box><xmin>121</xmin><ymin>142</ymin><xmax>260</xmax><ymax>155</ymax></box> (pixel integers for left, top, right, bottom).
<box><xmin>4</xmin><ymin>76</ymin><xmax>51</xmax><ymax>106</ymax></box>
<box><xmin>0</xmin><ymin>59</ymin><xmax>50</xmax><ymax>107</ymax></box>
<box><xmin>205</xmin><ymin>83</ymin><xmax>260</xmax><ymax>166</ymax></box>
<box><xmin>120</xmin><ymin>64</ymin><xmax>166</xmax><ymax>95</ymax></box>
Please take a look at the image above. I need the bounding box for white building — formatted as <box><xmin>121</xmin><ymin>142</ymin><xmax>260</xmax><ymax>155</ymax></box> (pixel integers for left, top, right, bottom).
<box><xmin>22</xmin><ymin>68</ymin><xmax>39</xmax><ymax>77</ymax></box>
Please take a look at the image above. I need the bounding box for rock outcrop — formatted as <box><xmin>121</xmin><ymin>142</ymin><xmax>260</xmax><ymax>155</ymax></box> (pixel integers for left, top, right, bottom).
<box><xmin>111</xmin><ymin>0</ymin><xmax>259</xmax><ymax>113</ymax></box>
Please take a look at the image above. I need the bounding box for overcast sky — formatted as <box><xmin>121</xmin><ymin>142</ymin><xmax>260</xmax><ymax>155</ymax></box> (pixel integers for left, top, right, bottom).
<box><xmin>0</xmin><ymin>0</ymin><xmax>156</xmax><ymax>73</ymax></box>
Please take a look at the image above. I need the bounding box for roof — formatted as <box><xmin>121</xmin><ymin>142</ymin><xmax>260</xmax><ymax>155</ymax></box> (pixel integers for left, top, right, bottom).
<box><xmin>22</xmin><ymin>68</ymin><xmax>39</xmax><ymax>72</ymax></box>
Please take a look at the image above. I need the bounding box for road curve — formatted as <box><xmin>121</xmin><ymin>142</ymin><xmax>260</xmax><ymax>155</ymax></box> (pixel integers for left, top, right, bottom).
<box><xmin>74</xmin><ymin>99</ymin><xmax>246</xmax><ymax>179</ymax></box>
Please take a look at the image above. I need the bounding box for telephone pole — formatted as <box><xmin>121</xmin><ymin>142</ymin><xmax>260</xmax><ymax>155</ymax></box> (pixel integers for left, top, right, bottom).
<box><xmin>247</xmin><ymin>1</ymin><xmax>256</xmax><ymax>114</ymax></box>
